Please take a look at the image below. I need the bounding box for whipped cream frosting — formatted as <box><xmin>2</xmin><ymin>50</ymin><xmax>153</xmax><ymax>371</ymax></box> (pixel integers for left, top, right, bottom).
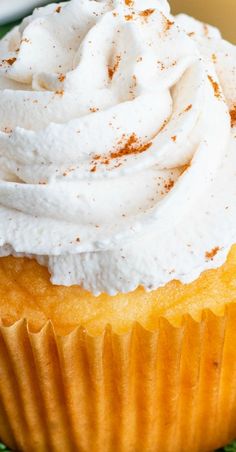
<box><xmin>0</xmin><ymin>0</ymin><xmax>236</xmax><ymax>295</ymax></box>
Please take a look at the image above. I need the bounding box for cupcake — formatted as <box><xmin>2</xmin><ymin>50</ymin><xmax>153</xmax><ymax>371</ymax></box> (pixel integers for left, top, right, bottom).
<box><xmin>0</xmin><ymin>0</ymin><xmax>236</xmax><ymax>451</ymax></box>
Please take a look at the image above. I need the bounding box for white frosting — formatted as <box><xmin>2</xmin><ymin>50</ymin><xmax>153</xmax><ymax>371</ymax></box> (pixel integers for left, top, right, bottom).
<box><xmin>0</xmin><ymin>0</ymin><xmax>235</xmax><ymax>295</ymax></box>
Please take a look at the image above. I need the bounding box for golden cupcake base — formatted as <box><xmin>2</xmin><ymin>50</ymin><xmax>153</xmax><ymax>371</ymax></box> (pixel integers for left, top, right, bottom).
<box><xmin>1</xmin><ymin>306</ymin><xmax>236</xmax><ymax>452</ymax></box>
<box><xmin>1</xmin><ymin>249</ymin><xmax>236</xmax><ymax>451</ymax></box>
<box><xmin>1</xmin><ymin>245</ymin><xmax>236</xmax><ymax>336</ymax></box>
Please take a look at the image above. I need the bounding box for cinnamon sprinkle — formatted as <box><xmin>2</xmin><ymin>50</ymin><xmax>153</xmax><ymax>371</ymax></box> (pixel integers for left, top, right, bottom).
<box><xmin>91</xmin><ymin>133</ymin><xmax>152</xmax><ymax>170</ymax></box>
<box><xmin>164</xmin><ymin>19</ymin><xmax>174</xmax><ymax>31</ymax></box>
<box><xmin>139</xmin><ymin>9</ymin><xmax>155</xmax><ymax>19</ymax></box>
<box><xmin>207</xmin><ymin>75</ymin><xmax>221</xmax><ymax>98</ymax></box>
<box><xmin>3</xmin><ymin>127</ymin><xmax>13</xmax><ymax>133</ymax></box>
<box><xmin>3</xmin><ymin>57</ymin><xmax>16</xmax><ymax>66</ymax></box>
<box><xmin>184</xmin><ymin>104</ymin><xmax>192</xmax><ymax>112</ymax></box>
<box><xmin>55</xmin><ymin>90</ymin><xmax>64</xmax><ymax>96</ymax></box>
<box><xmin>230</xmin><ymin>106</ymin><xmax>236</xmax><ymax>127</ymax></box>
<box><xmin>182</xmin><ymin>163</ymin><xmax>190</xmax><ymax>172</ymax></box>
<box><xmin>212</xmin><ymin>53</ymin><xmax>217</xmax><ymax>63</ymax></box>
<box><xmin>179</xmin><ymin>104</ymin><xmax>192</xmax><ymax>116</ymax></box>
<box><xmin>125</xmin><ymin>14</ymin><xmax>133</xmax><ymax>21</ymax></box>
<box><xmin>164</xmin><ymin>179</ymin><xmax>174</xmax><ymax>192</ymax></box>
<box><xmin>21</xmin><ymin>38</ymin><xmax>30</xmax><ymax>44</ymax></box>
<box><xmin>160</xmin><ymin>120</ymin><xmax>168</xmax><ymax>133</ymax></box>
<box><xmin>108</xmin><ymin>55</ymin><xmax>121</xmax><ymax>80</ymax></box>
<box><xmin>124</xmin><ymin>0</ymin><xmax>134</xmax><ymax>6</ymax></box>
<box><xmin>171</xmin><ymin>135</ymin><xmax>177</xmax><ymax>142</ymax></box>
<box><xmin>157</xmin><ymin>60</ymin><xmax>165</xmax><ymax>71</ymax></box>
<box><xmin>205</xmin><ymin>247</ymin><xmax>220</xmax><ymax>260</ymax></box>
<box><xmin>58</xmin><ymin>74</ymin><xmax>66</xmax><ymax>82</ymax></box>
<box><xmin>55</xmin><ymin>6</ymin><xmax>61</xmax><ymax>13</ymax></box>
<box><xmin>110</xmin><ymin>133</ymin><xmax>152</xmax><ymax>159</ymax></box>
<box><xmin>90</xmin><ymin>107</ymin><xmax>99</xmax><ymax>113</ymax></box>
<box><xmin>63</xmin><ymin>166</ymin><xmax>76</xmax><ymax>177</ymax></box>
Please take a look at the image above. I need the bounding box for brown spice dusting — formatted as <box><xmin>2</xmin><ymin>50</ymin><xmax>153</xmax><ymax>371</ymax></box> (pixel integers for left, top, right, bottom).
<box><xmin>188</xmin><ymin>32</ymin><xmax>195</xmax><ymax>37</ymax></box>
<box><xmin>212</xmin><ymin>53</ymin><xmax>217</xmax><ymax>63</ymax></box>
<box><xmin>164</xmin><ymin>19</ymin><xmax>174</xmax><ymax>32</ymax></box>
<box><xmin>230</xmin><ymin>106</ymin><xmax>236</xmax><ymax>127</ymax></box>
<box><xmin>55</xmin><ymin>6</ymin><xmax>61</xmax><ymax>13</ymax></box>
<box><xmin>164</xmin><ymin>179</ymin><xmax>174</xmax><ymax>192</ymax></box>
<box><xmin>179</xmin><ymin>104</ymin><xmax>192</xmax><ymax>116</ymax></box>
<box><xmin>108</xmin><ymin>55</ymin><xmax>121</xmax><ymax>80</ymax></box>
<box><xmin>3</xmin><ymin>57</ymin><xmax>16</xmax><ymax>66</ymax></box>
<box><xmin>58</xmin><ymin>74</ymin><xmax>66</xmax><ymax>82</ymax></box>
<box><xmin>3</xmin><ymin>127</ymin><xmax>13</xmax><ymax>133</ymax></box>
<box><xmin>125</xmin><ymin>14</ymin><xmax>133</xmax><ymax>21</ymax></box>
<box><xmin>137</xmin><ymin>56</ymin><xmax>143</xmax><ymax>63</ymax></box>
<box><xmin>125</xmin><ymin>0</ymin><xmax>134</xmax><ymax>6</ymax></box>
<box><xmin>159</xmin><ymin>119</ymin><xmax>168</xmax><ymax>132</ymax></box>
<box><xmin>157</xmin><ymin>60</ymin><xmax>165</xmax><ymax>71</ymax></box>
<box><xmin>185</xmin><ymin>104</ymin><xmax>192</xmax><ymax>112</ymax></box>
<box><xmin>90</xmin><ymin>134</ymin><xmax>152</xmax><ymax>170</ymax></box>
<box><xmin>114</xmin><ymin>162</ymin><xmax>122</xmax><ymax>169</ymax></box>
<box><xmin>38</xmin><ymin>180</ymin><xmax>47</xmax><ymax>185</ymax></box>
<box><xmin>63</xmin><ymin>166</ymin><xmax>76</xmax><ymax>177</ymax></box>
<box><xmin>205</xmin><ymin>247</ymin><xmax>220</xmax><ymax>260</ymax></box>
<box><xmin>171</xmin><ymin>135</ymin><xmax>177</xmax><ymax>142</ymax></box>
<box><xmin>182</xmin><ymin>163</ymin><xmax>190</xmax><ymax>173</ymax></box>
<box><xmin>110</xmin><ymin>133</ymin><xmax>152</xmax><ymax>159</ymax></box>
<box><xmin>90</xmin><ymin>107</ymin><xmax>99</xmax><ymax>113</ymax></box>
<box><xmin>21</xmin><ymin>38</ymin><xmax>30</xmax><ymax>44</ymax></box>
<box><xmin>139</xmin><ymin>9</ymin><xmax>155</xmax><ymax>20</ymax></box>
<box><xmin>76</xmin><ymin>237</ymin><xmax>80</xmax><ymax>243</ymax></box>
<box><xmin>207</xmin><ymin>75</ymin><xmax>221</xmax><ymax>98</ymax></box>
<box><xmin>93</xmin><ymin>155</ymin><xmax>101</xmax><ymax>161</ymax></box>
<box><xmin>131</xmin><ymin>74</ymin><xmax>137</xmax><ymax>88</ymax></box>
<box><xmin>55</xmin><ymin>90</ymin><xmax>64</xmax><ymax>96</ymax></box>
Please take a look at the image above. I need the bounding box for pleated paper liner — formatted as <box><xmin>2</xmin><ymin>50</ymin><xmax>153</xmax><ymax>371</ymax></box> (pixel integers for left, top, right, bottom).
<box><xmin>1</xmin><ymin>305</ymin><xmax>236</xmax><ymax>452</ymax></box>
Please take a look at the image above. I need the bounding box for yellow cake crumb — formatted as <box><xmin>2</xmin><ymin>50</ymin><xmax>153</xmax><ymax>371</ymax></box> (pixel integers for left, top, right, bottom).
<box><xmin>0</xmin><ymin>246</ymin><xmax>236</xmax><ymax>335</ymax></box>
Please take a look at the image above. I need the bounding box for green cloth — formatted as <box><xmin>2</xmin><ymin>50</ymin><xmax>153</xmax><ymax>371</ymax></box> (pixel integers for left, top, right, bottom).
<box><xmin>0</xmin><ymin>22</ymin><xmax>19</xmax><ymax>39</ymax></box>
<box><xmin>0</xmin><ymin>444</ymin><xmax>11</xmax><ymax>451</ymax></box>
<box><xmin>2</xmin><ymin>441</ymin><xmax>236</xmax><ymax>451</ymax></box>
<box><xmin>0</xmin><ymin>441</ymin><xmax>235</xmax><ymax>451</ymax></box>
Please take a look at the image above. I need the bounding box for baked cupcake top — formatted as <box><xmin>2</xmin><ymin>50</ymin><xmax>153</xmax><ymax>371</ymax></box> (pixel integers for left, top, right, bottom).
<box><xmin>0</xmin><ymin>0</ymin><xmax>235</xmax><ymax>295</ymax></box>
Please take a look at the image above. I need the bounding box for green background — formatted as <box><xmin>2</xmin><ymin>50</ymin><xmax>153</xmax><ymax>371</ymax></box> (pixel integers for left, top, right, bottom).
<box><xmin>0</xmin><ymin>23</ymin><xmax>18</xmax><ymax>39</ymax></box>
<box><xmin>0</xmin><ymin>442</ymin><xmax>235</xmax><ymax>452</ymax></box>
<box><xmin>0</xmin><ymin>4</ymin><xmax>236</xmax><ymax>452</ymax></box>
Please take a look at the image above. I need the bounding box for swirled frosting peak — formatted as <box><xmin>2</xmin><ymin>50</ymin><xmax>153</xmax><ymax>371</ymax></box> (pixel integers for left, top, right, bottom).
<box><xmin>0</xmin><ymin>0</ymin><xmax>236</xmax><ymax>295</ymax></box>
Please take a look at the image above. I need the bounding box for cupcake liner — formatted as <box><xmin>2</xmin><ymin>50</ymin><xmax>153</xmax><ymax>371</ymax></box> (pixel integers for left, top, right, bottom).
<box><xmin>0</xmin><ymin>306</ymin><xmax>236</xmax><ymax>451</ymax></box>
